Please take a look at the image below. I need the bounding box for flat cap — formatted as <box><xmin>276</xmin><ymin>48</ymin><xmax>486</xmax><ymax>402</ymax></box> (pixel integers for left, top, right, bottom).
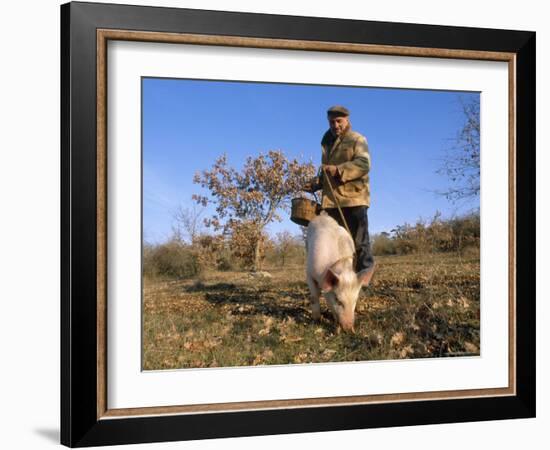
<box><xmin>327</xmin><ymin>105</ymin><xmax>350</xmax><ymax>116</ymax></box>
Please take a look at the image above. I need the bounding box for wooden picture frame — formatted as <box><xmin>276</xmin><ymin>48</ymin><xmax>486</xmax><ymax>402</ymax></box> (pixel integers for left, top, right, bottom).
<box><xmin>61</xmin><ymin>1</ymin><xmax>535</xmax><ymax>447</ymax></box>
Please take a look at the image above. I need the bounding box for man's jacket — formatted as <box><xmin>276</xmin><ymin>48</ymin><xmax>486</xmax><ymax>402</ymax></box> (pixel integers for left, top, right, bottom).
<box><xmin>311</xmin><ymin>128</ymin><xmax>371</xmax><ymax>208</ymax></box>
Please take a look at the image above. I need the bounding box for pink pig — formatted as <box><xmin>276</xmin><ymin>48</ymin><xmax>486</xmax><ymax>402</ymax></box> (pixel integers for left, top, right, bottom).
<box><xmin>306</xmin><ymin>213</ymin><xmax>375</xmax><ymax>333</ymax></box>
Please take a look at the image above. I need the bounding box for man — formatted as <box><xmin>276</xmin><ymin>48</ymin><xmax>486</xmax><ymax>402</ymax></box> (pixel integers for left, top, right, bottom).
<box><xmin>304</xmin><ymin>105</ymin><xmax>375</xmax><ymax>282</ymax></box>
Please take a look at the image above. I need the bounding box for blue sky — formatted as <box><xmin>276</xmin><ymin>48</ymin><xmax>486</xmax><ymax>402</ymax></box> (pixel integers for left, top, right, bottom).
<box><xmin>142</xmin><ymin>77</ymin><xmax>479</xmax><ymax>244</ymax></box>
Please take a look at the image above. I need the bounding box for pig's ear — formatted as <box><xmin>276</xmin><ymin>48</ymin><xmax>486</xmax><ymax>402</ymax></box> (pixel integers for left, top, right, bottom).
<box><xmin>322</xmin><ymin>269</ymin><xmax>340</xmax><ymax>291</ymax></box>
<box><xmin>357</xmin><ymin>264</ymin><xmax>376</xmax><ymax>287</ymax></box>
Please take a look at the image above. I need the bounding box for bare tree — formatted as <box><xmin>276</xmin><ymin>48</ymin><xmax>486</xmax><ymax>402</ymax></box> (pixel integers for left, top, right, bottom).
<box><xmin>438</xmin><ymin>96</ymin><xmax>480</xmax><ymax>202</ymax></box>
<box><xmin>171</xmin><ymin>204</ymin><xmax>205</xmax><ymax>244</ymax></box>
<box><xmin>193</xmin><ymin>150</ymin><xmax>315</xmax><ymax>271</ymax></box>
<box><xmin>274</xmin><ymin>230</ymin><xmax>295</xmax><ymax>267</ymax></box>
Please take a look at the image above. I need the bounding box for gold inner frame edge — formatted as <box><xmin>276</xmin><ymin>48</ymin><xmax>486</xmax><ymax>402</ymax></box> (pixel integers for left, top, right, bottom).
<box><xmin>96</xmin><ymin>28</ymin><xmax>517</xmax><ymax>420</ymax></box>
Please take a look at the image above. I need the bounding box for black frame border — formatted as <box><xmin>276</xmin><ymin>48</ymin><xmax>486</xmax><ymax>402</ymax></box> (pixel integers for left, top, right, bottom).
<box><xmin>61</xmin><ymin>1</ymin><xmax>536</xmax><ymax>447</ymax></box>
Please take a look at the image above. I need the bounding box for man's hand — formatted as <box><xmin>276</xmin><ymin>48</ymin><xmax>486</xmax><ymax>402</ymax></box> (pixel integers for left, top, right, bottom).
<box><xmin>303</xmin><ymin>181</ymin><xmax>314</xmax><ymax>193</ymax></box>
<box><xmin>322</xmin><ymin>164</ymin><xmax>340</xmax><ymax>178</ymax></box>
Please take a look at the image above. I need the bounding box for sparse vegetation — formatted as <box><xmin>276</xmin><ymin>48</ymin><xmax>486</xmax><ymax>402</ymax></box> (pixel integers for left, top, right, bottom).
<box><xmin>371</xmin><ymin>211</ymin><xmax>480</xmax><ymax>256</ymax></box>
<box><xmin>143</xmin><ymin>210</ymin><xmax>480</xmax><ymax>369</ymax></box>
<box><xmin>143</xmin><ymin>250</ymin><xmax>480</xmax><ymax>370</ymax></box>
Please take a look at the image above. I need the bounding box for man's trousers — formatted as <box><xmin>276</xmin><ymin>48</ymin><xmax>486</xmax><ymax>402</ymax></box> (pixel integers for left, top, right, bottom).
<box><xmin>324</xmin><ymin>206</ymin><xmax>375</xmax><ymax>273</ymax></box>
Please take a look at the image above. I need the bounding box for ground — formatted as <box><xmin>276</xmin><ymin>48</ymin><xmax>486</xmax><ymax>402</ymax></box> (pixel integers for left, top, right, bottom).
<box><xmin>142</xmin><ymin>252</ymin><xmax>480</xmax><ymax>370</ymax></box>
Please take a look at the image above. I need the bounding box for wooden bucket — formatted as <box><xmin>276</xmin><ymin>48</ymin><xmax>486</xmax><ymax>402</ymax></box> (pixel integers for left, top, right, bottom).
<box><xmin>290</xmin><ymin>197</ymin><xmax>320</xmax><ymax>226</ymax></box>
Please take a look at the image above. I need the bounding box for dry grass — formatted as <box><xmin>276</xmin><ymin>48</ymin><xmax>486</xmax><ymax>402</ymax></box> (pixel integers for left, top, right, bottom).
<box><xmin>142</xmin><ymin>251</ymin><xmax>480</xmax><ymax>370</ymax></box>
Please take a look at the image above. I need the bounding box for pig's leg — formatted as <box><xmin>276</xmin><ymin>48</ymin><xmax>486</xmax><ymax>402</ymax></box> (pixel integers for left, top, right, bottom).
<box><xmin>307</xmin><ymin>276</ymin><xmax>321</xmax><ymax>321</ymax></box>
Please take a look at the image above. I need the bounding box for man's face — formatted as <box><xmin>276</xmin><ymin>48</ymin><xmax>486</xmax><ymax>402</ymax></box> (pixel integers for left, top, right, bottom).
<box><xmin>328</xmin><ymin>115</ymin><xmax>350</xmax><ymax>137</ymax></box>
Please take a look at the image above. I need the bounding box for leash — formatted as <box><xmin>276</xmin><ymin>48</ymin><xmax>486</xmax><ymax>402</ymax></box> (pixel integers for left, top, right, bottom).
<box><xmin>319</xmin><ymin>166</ymin><xmax>358</xmax><ymax>268</ymax></box>
<box><xmin>321</xmin><ymin>166</ymin><xmax>353</xmax><ymax>239</ymax></box>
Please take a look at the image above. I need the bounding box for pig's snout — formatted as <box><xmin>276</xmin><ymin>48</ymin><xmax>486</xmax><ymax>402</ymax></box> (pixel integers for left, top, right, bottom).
<box><xmin>338</xmin><ymin>315</ymin><xmax>356</xmax><ymax>333</ymax></box>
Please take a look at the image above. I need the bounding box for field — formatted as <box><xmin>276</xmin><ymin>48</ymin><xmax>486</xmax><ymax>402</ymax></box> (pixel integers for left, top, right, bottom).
<box><xmin>142</xmin><ymin>252</ymin><xmax>480</xmax><ymax>370</ymax></box>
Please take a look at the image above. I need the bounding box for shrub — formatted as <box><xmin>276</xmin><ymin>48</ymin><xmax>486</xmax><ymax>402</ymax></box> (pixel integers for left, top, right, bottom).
<box><xmin>143</xmin><ymin>240</ymin><xmax>200</xmax><ymax>279</ymax></box>
<box><xmin>192</xmin><ymin>233</ymin><xmax>244</xmax><ymax>272</ymax></box>
<box><xmin>372</xmin><ymin>232</ymin><xmax>397</xmax><ymax>256</ymax></box>
<box><xmin>377</xmin><ymin>211</ymin><xmax>480</xmax><ymax>256</ymax></box>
